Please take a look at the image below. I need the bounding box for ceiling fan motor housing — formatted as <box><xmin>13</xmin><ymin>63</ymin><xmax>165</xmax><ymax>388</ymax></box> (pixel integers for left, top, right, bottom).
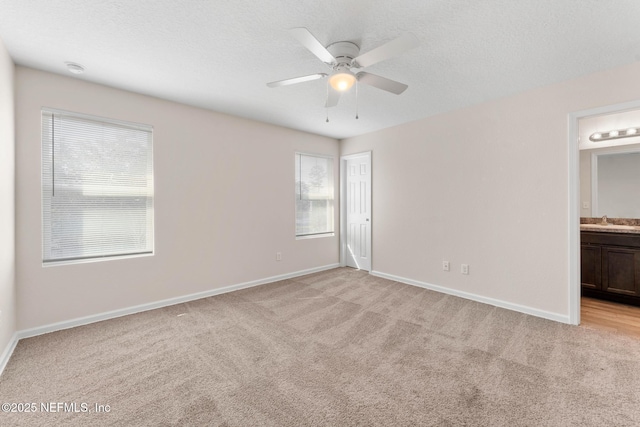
<box><xmin>326</xmin><ymin>41</ymin><xmax>360</xmax><ymax>68</ymax></box>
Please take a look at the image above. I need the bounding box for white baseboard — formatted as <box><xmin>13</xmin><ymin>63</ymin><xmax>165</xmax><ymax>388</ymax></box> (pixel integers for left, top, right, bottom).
<box><xmin>16</xmin><ymin>263</ymin><xmax>340</xmax><ymax>341</ymax></box>
<box><xmin>370</xmin><ymin>270</ymin><xmax>570</xmax><ymax>324</ymax></box>
<box><xmin>0</xmin><ymin>332</ymin><xmax>19</xmax><ymax>379</ymax></box>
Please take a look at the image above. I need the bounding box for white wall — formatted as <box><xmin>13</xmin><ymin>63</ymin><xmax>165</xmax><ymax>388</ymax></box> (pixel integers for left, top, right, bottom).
<box><xmin>0</xmin><ymin>40</ymin><xmax>16</xmax><ymax>359</ymax></box>
<box><xmin>341</xmin><ymin>61</ymin><xmax>640</xmax><ymax>318</ymax></box>
<box><xmin>16</xmin><ymin>67</ymin><xmax>339</xmax><ymax>331</ymax></box>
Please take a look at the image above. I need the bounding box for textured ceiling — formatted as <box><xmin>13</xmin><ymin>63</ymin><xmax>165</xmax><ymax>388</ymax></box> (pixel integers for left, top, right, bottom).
<box><xmin>1</xmin><ymin>0</ymin><xmax>640</xmax><ymax>139</ymax></box>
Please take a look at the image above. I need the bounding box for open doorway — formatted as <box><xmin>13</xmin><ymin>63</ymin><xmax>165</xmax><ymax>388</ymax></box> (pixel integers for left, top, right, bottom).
<box><xmin>571</xmin><ymin>101</ymin><xmax>640</xmax><ymax>337</ymax></box>
<box><xmin>340</xmin><ymin>151</ymin><xmax>372</xmax><ymax>271</ymax></box>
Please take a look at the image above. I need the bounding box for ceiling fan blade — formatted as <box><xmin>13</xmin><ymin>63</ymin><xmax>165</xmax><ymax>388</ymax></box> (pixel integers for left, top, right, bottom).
<box><xmin>325</xmin><ymin>88</ymin><xmax>341</xmax><ymax>107</ymax></box>
<box><xmin>267</xmin><ymin>73</ymin><xmax>327</xmax><ymax>88</ymax></box>
<box><xmin>352</xmin><ymin>32</ymin><xmax>419</xmax><ymax>68</ymax></box>
<box><xmin>290</xmin><ymin>28</ymin><xmax>336</xmax><ymax>64</ymax></box>
<box><xmin>356</xmin><ymin>72</ymin><xmax>408</xmax><ymax>95</ymax></box>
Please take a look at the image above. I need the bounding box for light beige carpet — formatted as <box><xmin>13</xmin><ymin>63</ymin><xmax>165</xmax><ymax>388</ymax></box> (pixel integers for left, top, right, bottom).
<box><xmin>1</xmin><ymin>267</ymin><xmax>640</xmax><ymax>426</ymax></box>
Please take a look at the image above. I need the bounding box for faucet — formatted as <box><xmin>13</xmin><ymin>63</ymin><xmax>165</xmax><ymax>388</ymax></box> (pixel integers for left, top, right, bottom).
<box><xmin>601</xmin><ymin>215</ymin><xmax>608</xmax><ymax>225</ymax></box>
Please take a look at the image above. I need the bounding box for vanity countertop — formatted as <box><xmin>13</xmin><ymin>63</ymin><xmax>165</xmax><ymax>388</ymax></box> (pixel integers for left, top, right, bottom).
<box><xmin>580</xmin><ymin>223</ymin><xmax>640</xmax><ymax>234</ymax></box>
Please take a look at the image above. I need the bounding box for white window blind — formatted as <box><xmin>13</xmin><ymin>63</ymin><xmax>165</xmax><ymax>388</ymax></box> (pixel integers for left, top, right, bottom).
<box><xmin>295</xmin><ymin>153</ymin><xmax>334</xmax><ymax>237</ymax></box>
<box><xmin>42</xmin><ymin>109</ymin><xmax>154</xmax><ymax>264</ymax></box>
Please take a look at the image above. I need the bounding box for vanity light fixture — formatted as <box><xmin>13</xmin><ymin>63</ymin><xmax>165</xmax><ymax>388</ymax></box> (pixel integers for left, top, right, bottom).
<box><xmin>590</xmin><ymin>127</ymin><xmax>640</xmax><ymax>142</ymax></box>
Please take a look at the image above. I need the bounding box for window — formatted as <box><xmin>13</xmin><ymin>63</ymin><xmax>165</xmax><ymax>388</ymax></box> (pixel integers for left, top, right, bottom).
<box><xmin>42</xmin><ymin>109</ymin><xmax>154</xmax><ymax>264</ymax></box>
<box><xmin>295</xmin><ymin>153</ymin><xmax>334</xmax><ymax>238</ymax></box>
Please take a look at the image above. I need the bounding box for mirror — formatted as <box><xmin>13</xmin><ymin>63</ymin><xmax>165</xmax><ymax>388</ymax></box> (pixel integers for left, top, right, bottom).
<box><xmin>581</xmin><ymin>147</ymin><xmax>640</xmax><ymax>218</ymax></box>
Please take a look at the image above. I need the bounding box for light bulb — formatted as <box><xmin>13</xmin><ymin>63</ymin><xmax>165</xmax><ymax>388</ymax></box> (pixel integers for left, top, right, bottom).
<box><xmin>329</xmin><ymin>71</ymin><xmax>356</xmax><ymax>92</ymax></box>
<box><xmin>627</xmin><ymin>128</ymin><xmax>637</xmax><ymax>135</ymax></box>
<box><xmin>609</xmin><ymin>130</ymin><xmax>619</xmax><ymax>137</ymax></box>
<box><xmin>592</xmin><ymin>133</ymin><xmax>602</xmax><ymax>139</ymax></box>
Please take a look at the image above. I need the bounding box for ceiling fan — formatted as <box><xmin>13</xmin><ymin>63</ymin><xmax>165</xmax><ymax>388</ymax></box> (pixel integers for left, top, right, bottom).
<box><xmin>267</xmin><ymin>28</ymin><xmax>419</xmax><ymax>108</ymax></box>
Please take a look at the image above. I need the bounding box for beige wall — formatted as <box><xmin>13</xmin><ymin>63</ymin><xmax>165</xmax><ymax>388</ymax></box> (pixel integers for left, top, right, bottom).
<box><xmin>341</xmin><ymin>61</ymin><xmax>640</xmax><ymax>318</ymax></box>
<box><xmin>16</xmin><ymin>67</ymin><xmax>339</xmax><ymax>330</ymax></box>
<box><xmin>0</xmin><ymin>40</ymin><xmax>15</xmax><ymax>355</ymax></box>
<box><xmin>580</xmin><ymin>149</ymin><xmax>591</xmax><ymax>217</ymax></box>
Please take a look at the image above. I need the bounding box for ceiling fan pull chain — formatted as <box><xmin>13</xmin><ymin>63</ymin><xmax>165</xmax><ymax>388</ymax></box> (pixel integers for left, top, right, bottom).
<box><xmin>355</xmin><ymin>79</ymin><xmax>359</xmax><ymax>120</ymax></box>
<box><xmin>326</xmin><ymin>81</ymin><xmax>330</xmax><ymax>122</ymax></box>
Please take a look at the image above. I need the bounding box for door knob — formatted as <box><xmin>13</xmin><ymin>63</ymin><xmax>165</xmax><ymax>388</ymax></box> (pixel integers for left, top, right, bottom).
<box><xmin>366</xmin><ymin>218</ymin><xmax>370</xmax><ymax>221</ymax></box>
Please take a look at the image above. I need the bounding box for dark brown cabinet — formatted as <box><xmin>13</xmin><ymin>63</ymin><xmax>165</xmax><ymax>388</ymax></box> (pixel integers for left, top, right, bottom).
<box><xmin>581</xmin><ymin>231</ymin><xmax>640</xmax><ymax>306</ymax></box>
<box><xmin>602</xmin><ymin>247</ymin><xmax>640</xmax><ymax>296</ymax></box>
<box><xmin>580</xmin><ymin>244</ymin><xmax>601</xmax><ymax>290</ymax></box>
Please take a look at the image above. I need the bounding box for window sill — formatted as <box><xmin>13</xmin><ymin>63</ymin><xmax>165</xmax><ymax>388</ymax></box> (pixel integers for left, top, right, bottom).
<box><xmin>43</xmin><ymin>252</ymin><xmax>154</xmax><ymax>267</ymax></box>
<box><xmin>296</xmin><ymin>233</ymin><xmax>335</xmax><ymax>240</ymax></box>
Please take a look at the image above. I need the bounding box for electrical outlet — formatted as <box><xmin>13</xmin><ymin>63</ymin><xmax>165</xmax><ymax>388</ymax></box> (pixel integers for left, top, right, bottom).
<box><xmin>442</xmin><ymin>261</ymin><xmax>450</xmax><ymax>271</ymax></box>
<box><xmin>461</xmin><ymin>264</ymin><xmax>469</xmax><ymax>275</ymax></box>
<box><xmin>276</xmin><ymin>252</ymin><xmax>282</xmax><ymax>261</ymax></box>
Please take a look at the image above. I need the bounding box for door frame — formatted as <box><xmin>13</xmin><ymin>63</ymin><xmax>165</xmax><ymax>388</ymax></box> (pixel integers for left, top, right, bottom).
<box><xmin>340</xmin><ymin>151</ymin><xmax>372</xmax><ymax>270</ymax></box>
<box><xmin>568</xmin><ymin>99</ymin><xmax>640</xmax><ymax>325</ymax></box>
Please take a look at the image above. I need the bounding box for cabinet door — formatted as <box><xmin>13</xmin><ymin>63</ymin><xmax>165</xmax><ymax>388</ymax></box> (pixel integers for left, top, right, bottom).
<box><xmin>602</xmin><ymin>246</ymin><xmax>640</xmax><ymax>297</ymax></box>
<box><xmin>581</xmin><ymin>245</ymin><xmax>601</xmax><ymax>290</ymax></box>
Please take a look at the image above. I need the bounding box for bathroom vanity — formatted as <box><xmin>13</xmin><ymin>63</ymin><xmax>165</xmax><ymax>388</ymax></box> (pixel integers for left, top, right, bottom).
<box><xmin>581</xmin><ymin>222</ymin><xmax>640</xmax><ymax>306</ymax></box>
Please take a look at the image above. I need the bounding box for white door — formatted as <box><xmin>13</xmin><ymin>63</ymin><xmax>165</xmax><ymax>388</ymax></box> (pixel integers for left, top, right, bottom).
<box><xmin>344</xmin><ymin>153</ymin><xmax>372</xmax><ymax>271</ymax></box>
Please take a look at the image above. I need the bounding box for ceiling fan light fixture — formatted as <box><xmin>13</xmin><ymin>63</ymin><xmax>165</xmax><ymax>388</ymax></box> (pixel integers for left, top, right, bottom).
<box><xmin>329</xmin><ymin>70</ymin><xmax>356</xmax><ymax>92</ymax></box>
